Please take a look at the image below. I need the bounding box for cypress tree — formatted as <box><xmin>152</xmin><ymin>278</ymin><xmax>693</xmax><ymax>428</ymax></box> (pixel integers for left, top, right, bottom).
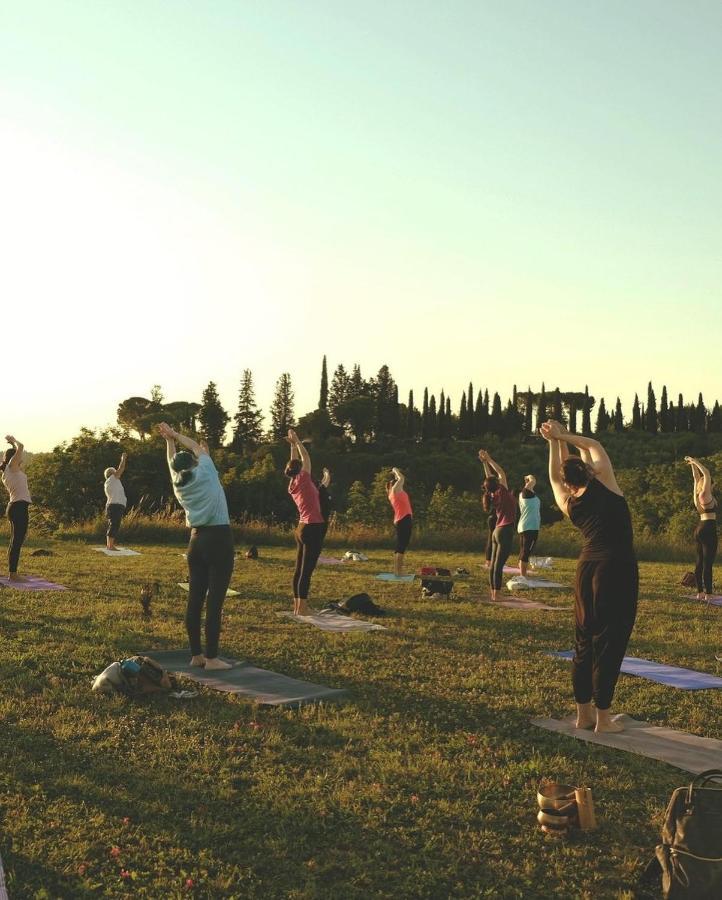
<box><xmin>459</xmin><ymin>394</ymin><xmax>468</xmax><ymax>438</ymax></box>
<box><xmin>349</xmin><ymin>364</ymin><xmax>365</xmax><ymax>397</ymax></box>
<box><xmin>328</xmin><ymin>364</ymin><xmax>350</xmax><ymax>424</ymax></box>
<box><xmin>613</xmin><ymin>397</ymin><xmax>624</xmax><ymax>432</ymax></box>
<box><xmin>438</xmin><ymin>389</ymin><xmax>446</xmax><ymax>438</ymax></box>
<box><xmin>466</xmin><ymin>382</ymin><xmax>475</xmax><ymax>436</ymax></box>
<box><xmin>552</xmin><ymin>387</ymin><xmax>563</xmax><ymax>423</ymax></box>
<box><xmin>524</xmin><ymin>387</ymin><xmax>533</xmax><ymax>433</ymax></box>
<box><xmin>429</xmin><ymin>394</ymin><xmax>438</xmax><ymax>438</ymax></box>
<box><xmin>595</xmin><ymin>398</ymin><xmax>609</xmax><ymax>434</ymax></box>
<box><xmin>199</xmin><ymin>381</ymin><xmax>230</xmax><ymax>449</ymax></box>
<box><xmin>319</xmin><ymin>356</ymin><xmax>329</xmax><ymax>410</ymax></box>
<box><xmin>374</xmin><ymin>365</ymin><xmax>398</xmax><ymax>435</ymax></box>
<box><xmin>709</xmin><ymin>401</ymin><xmax>722</xmax><ymax>433</ymax></box>
<box><xmin>474</xmin><ymin>390</ymin><xmax>483</xmax><ymax>436</ymax></box>
<box><xmin>631</xmin><ymin>394</ymin><xmax>641</xmax><ymax>429</ymax></box>
<box><xmin>659</xmin><ymin>385</ymin><xmax>669</xmax><ymax>433</ymax></box>
<box><xmin>646</xmin><ymin>382</ymin><xmax>658</xmax><ymax>434</ymax></box>
<box><xmin>490</xmin><ymin>392</ymin><xmax>503</xmax><ymax>435</ymax></box>
<box><xmin>536</xmin><ymin>383</ymin><xmax>547</xmax><ymax>431</ymax></box>
<box><xmin>568</xmin><ymin>396</ymin><xmax>577</xmax><ymax>433</ymax></box>
<box><xmin>421</xmin><ymin>388</ymin><xmax>430</xmax><ymax>439</ymax></box>
<box><xmin>676</xmin><ymin>394</ymin><xmax>687</xmax><ymax>432</ymax></box>
<box><xmin>232</xmin><ymin>369</ymin><xmax>264</xmax><ymax>451</ymax></box>
<box><xmin>270</xmin><ymin>373</ymin><xmax>296</xmax><ymax>440</ymax></box>
<box><xmin>406</xmin><ymin>389</ymin><xmax>416</xmax><ymax>438</ymax></box>
<box><xmin>581</xmin><ymin>386</ymin><xmax>592</xmax><ymax>435</ymax></box>
<box><xmin>446</xmin><ymin>395</ymin><xmax>452</xmax><ymax>432</ymax></box>
<box><xmin>480</xmin><ymin>389</ymin><xmax>490</xmax><ymax>434</ymax></box>
<box><xmin>695</xmin><ymin>393</ymin><xmax>707</xmax><ymax>434</ymax></box>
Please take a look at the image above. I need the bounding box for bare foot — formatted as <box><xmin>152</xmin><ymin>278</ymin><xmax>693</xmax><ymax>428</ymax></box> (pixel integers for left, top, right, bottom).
<box><xmin>483</xmin><ymin>562</ymin><xmax>490</xmax><ymax>569</ymax></box>
<box><xmin>204</xmin><ymin>657</ymin><xmax>233</xmax><ymax>670</ymax></box>
<box><xmin>296</xmin><ymin>602</ymin><xmax>312</xmax><ymax>616</ymax></box>
<box><xmin>190</xmin><ymin>655</ymin><xmax>205</xmax><ymax>667</ymax></box>
<box><xmin>697</xmin><ymin>592</ymin><xmax>704</xmax><ymax>600</ymax></box>
<box><xmin>9</xmin><ymin>573</ymin><xmax>27</xmax><ymax>582</ymax></box>
<box><xmin>595</xmin><ymin>711</ymin><xmax>624</xmax><ymax>733</ymax></box>
<box><xmin>575</xmin><ymin>703</ymin><xmax>596</xmax><ymax>729</ymax></box>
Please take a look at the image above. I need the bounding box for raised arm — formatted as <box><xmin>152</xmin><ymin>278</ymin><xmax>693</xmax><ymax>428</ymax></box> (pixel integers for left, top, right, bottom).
<box><xmin>157</xmin><ymin>423</ymin><xmax>177</xmax><ymax>468</ymax></box>
<box><xmin>477</xmin><ymin>450</ymin><xmax>493</xmax><ymax>478</ymax></box>
<box><xmin>321</xmin><ymin>467</ymin><xmax>331</xmax><ymax>489</ymax></box>
<box><xmin>544</xmin><ymin>420</ymin><xmax>621</xmax><ymax>494</ymax></box>
<box><xmin>479</xmin><ymin>450</ymin><xmax>507</xmax><ymax>488</ymax></box>
<box><xmin>288</xmin><ymin>429</ymin><xmax>311</xmax><ymax>473</ymax></box>
<box><xmin>4</xmin><ymin>435</ymin><xmax>24</xmax><ymax>470</ymax></box>
<box><xmin>686</xmin><ymin>457</ymin><xmax>713</xmax><ymax>504</ymax></box>
<box><xmin>115</xmin><ymin>451</ymin><xmax>128</xmax><ymax>478</ymax></box>
<box><xmin>540</xmin><ymin>426</ymin><xmax>571</xmax><ymax>514</ymax></box>
<box><xmin>390</xmin><ymin>467</ymin><xmax>405</xmax><ymax>494</ymax></box>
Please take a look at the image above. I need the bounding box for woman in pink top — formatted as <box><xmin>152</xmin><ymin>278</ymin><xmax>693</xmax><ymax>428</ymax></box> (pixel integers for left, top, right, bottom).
<box><xmin>285</xmin><ymin>429</ymin><xmax>325</xmax><ymax>615</ymax></box>
<box><xmin>479</xmin><ymin>449</ymin><xmax>516</xmax><ymax>601</ymax></box>
<box><xmin>1</xmin><ymin>435</ymin><xmax>32</xmax><ymax>581</ymax></box>
<box><xmin>387</xmin><ymin>467</ymin><xmax>413</xmax><ymax>575</ymax></box>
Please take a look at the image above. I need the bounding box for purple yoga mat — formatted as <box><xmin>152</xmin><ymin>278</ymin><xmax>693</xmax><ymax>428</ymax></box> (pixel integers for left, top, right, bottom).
<box><xmin>0</xmin><ymin>575</ymin><xmax>67</xmax><ymax>591</ymax></box>
<box><xmin>317</xmin><ymin>556</ymin><xmax>346</xmax><ymax>565</ymax></box>
<box><xmin>685</xmin><ymin>594</ymin><xmax>722</xmax><ymax>607</ymax></box>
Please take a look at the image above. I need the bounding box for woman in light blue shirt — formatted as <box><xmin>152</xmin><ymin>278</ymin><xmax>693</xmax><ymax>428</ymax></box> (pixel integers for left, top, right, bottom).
<box><xmin>158</xmin><ymin>422</ymin><xmax>234</xmax><ymax>670</ymax></box>
<box><xmin>517</xmin><ymin>474</ymin><xmax>541</xmax><ymax>576</ymax></box>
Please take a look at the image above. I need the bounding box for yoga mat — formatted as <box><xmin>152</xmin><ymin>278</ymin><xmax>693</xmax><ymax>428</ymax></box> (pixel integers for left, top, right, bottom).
<box><xmin>507</xmin><ymin>576</ymin><xmax>566</xmax><ymax>591</ymax></box>
<box><xmin>550</xmin><ymin>651</ymin><xmax>722</xmax><ymax>690</ymax></box>
<box><xmin>375</xmin><ymin>573</ymin><xmax>414</xmax><ymax>582</ymax></box>
<box><xmin>92</xmin><ymin>546</ymin><xmax>140</xmax><ymax>556</ymax></box>
<box><xmin>317</xmin><ymin>556</ymin><xmax>346</xmax><ymax>565</ymax></box>
<box><xmin>178</xmin><ymin>583</ymin><xmax>239</xmax><ymax>597</ymax></box>
<box><xmin>482</xmin><ymin>598</ymin><xmax>567</xmax><ymax>611</ymax></box>
<box><xmin>530</xmin><ymin>556</ymin><xmax>554</xmax><ymax>569</ymax></box>
<box><xmin>531</xmin><ymin>715</ymin><xmax>722</xmax><ymax>775</ymax></box>
<box><xmin>140</xmin><ymin>649</ymin><xmax>347</xmax><ymax>707</ymax></box>
<box><xmin>0</xmin><ymin>575</ymin><xmax>67</xmax><ymax>591</ymax></box>
<box><xmin>277</xmin><ymin>611</ymin><xmax>387</xmax><ymax>632</ymax></box>
<box><xmin>685</xmin><ymin>594</ymin><xmax>722</xmax><ymax>607</ymax></box>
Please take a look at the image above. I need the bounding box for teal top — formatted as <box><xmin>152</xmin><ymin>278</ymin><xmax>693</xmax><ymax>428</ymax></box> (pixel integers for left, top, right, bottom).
<box><xmin>517</xmin><ymin>492</ymin><xmax>541</xmax><ymax>533</ymax></box>
<box><xmin>172</xmin><ymin>453</ymin><xmax>230</xmax><ymax>527</ymax></box>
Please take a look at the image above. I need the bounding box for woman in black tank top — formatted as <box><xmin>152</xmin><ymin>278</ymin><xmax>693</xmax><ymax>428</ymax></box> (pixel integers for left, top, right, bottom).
<box><xmin>685</xmin><ymin>456</ymin><xmax>717</xmax><ymax>600</ymax></box>
<box><xmin>541</xmin><ymin>420</ymin><xmax>637</xmax><ymax>734</ymax></box>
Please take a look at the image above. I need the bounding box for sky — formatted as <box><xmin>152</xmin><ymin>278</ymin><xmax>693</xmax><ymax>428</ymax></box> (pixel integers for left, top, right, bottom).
<box><xmin>2</xmin><ymin>0</ymin><xmax>721</xmax><ymax>451</ymax></box>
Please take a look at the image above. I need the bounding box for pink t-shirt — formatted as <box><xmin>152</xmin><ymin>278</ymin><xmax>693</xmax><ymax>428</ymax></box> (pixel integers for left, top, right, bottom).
<box><xmin>289</xmin><ymin>469</ymin><xmax>324</xmax><ymax>524</ymax></box>
<box><xmin>388</xmin><ymin>489</ymin><xmax>413</xmax><ymax>524</ymax></box>
<box><xmin>493</xmin><ymin>485</ymin><xmax>517</xmax><ymax>528</ymax></box>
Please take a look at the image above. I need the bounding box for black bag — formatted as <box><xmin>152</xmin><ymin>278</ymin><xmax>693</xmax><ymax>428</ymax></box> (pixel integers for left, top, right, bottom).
<box><xmin>420</xmin><ymin>567</ymin><xmax>453</xmax><ymax>597</ymax></box>
<box><xmin>650</xmin><ymin>770</ymin><xmax>722</xmax><ymax>898</ymax></box>
<box><xmin>343</xmin><ymin>593</ymin><xmax>385</xmax><ymax>616</ymax></box>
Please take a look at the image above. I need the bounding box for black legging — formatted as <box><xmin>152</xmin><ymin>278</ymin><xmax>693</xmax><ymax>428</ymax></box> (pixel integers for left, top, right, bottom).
<box><xmin>7</xmin><ymin>500</ymin><xmax>30</xmax><ymax>574</ymax></box>
<box><xmin>573</xmin><ymin>558</ymin><xmax>638</xmax><ymax>710</ymax></box>
<box><xmin>519</xmin><ymin>530</ymin><xmax>539</xmax><ymax>563</ymax></box>
<box><xmin>489</xmin><ymin>523</ymin><xmax>514</xmax><ymax>591</ymax></box>
<box><xmin>106</xmin><ymin>503</ymin><xmax>125</xmax><ymax>539</ymax></box>
<box><xmin>293</xmin><ymin>523</ymin><xmax>325</xmax><ymax>600</ymax></box>
<box><xmin>394</xmin><ymin>515</ymin><xmax>413</xmax><ymax>554</ymax></box>
<box><xmin>186</xmin><ymin>525</ymin><xmax>235</xmax><ymax>658</ymax></box>
<box><xmin>694</xmin><ymin>519</ymin><xmax>718</xmax><ymax>594</ymax></box>
<box><xmin>485</xmin><ymin>511</ymin><xmax>497</xmax><ymax>562</ymax></box>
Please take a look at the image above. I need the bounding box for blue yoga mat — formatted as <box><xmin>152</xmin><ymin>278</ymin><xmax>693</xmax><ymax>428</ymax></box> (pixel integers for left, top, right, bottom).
<box><xmin>550</xmin><ymin>651</ymin><xmax>722</xmax><ymax>690</ymax></box>
<box><xmin>375</xmin><ymin>573</ymin><xmax>415</xmax><ymax>583</ymax></box>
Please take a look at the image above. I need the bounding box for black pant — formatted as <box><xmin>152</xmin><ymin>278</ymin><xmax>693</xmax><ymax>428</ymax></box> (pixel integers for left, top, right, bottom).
<box><xmin>572</xmin><ymin>557</ymin><xmax>638</xmax><ymax>710</ymax></box>
<box><xmin>519</xmin><ymin>530</ymin><xmax>539</xmax><ymax>563</ymax></box>
<box><xmin>485</xmin><ymin>513</ymin><xmax>497</xmax><ymax>562</ymax></box>
<box><xmin>394</xmin><ymin>515</ymin><xmax>413</xmax><ymax>554</ymax></box>
<box><xmin>106</xmin><ymin>503</ymin><xmax>125</xmax><ymax>539</ymax></box>
<box><xmin>293</xmin><ymin>523</ymin><xmax>325</xmax><ymax>600</ymax></box>
<box><xmin>489</xmin><ymin>523</ymin><xmax>514</xmax><ymax>590</ymax></box>
<box><xmin>694</xmin><ymin>520</ymin><xmax>717</xmax><ymax>594</ymax></box>
<box><xmin>186</xmin><ymin>525</ymin><xmax>235</xmax><ymax>658</ymax></box>
<box><xmin>7</xmin><ymin>501</ymin><xmax>30</xmax><ymax>574</ymax></box>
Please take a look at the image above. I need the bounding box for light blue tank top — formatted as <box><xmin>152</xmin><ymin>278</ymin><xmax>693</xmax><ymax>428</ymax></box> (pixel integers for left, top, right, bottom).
<box><xmin>517</xmin><ymin>492</ymin><xmax>541</xmax><ymax>533</ymax></box>
<box><xmin>172</xmin><ymin>454</ymin><xmax>230</xmax><ymax>527</ymax></box>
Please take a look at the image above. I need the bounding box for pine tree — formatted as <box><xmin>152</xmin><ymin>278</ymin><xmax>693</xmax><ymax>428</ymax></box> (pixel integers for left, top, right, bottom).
<box><xmin>319</xmin><ymin>356</ymin><xmax>329</xmax><ymax>410</ymax></box>
<box><xmin>595</xmin><ymin>398</ymin><xmax>609</xmax><ymax>434</ymax></box>
<box><xmin>646</xmin><ymin>382</ymin><xmax>658</xmax><ymax>434</ymax></box>
<box><xmin>709</xmin><ymin>401</ymin><xmax>722</xmax><ymax>433</ymax></box>
<box><xmin>198</xmin><ymin>381</ymin><xmax>230</xmax><ymax>449</ymax></box>
<box><xmin>536</xmin><ymin>383</ymin><xmax>547</xmax><ymax>431</ymax></box>
<box><xmin>328</xmin><ymin>364</ymin><xmax>349</xmax><ymax>424</ymax></box>
<box><xmin>490</xmin><ymin>392</ymin><xmax>503</xmax><ymax>435</ymax></box>
<box><xmin>349</xmin><ymin>364</ymin><xmax>365</xmax><ymax>398</ymax></box>
<box><xmin>632</xmin><ymin>394</ymin><xmax>641</xmax><ymax>429</ymax></box>
<box><xmin>524</xmin><ymin>387</ymin><xmax>533</xmax><ymax>433</ymax></box>
<box><xmin>421</xmin><ymin>388</ymin><xmax>430</xmax><ymax>440</ymax></box>
<box><xmin>613</xmin><ymin>397</ymin><xmax>624</xmax><ymax>432</ymax></box>
<box><xmin>270</xmin><ymin>373</ymin><xmax>296</xmax><ymax>440</ymax></box>
<box><xmin>659</xmin><ymin>385</ymin><xmax>669</xmax><ymax>432</ymax></box>
<box><xmin>232</xmin><ymin>369</ymin><xmax>264</xmax><ymax>451</ymax></box>
<box><xmin>374</xmin><ymin>365</ymin><xmax>398</xmax><ymax>435</ymax></box>
<box><xmin>581</xmin><ymin>385</ymin><xmax>592</xmax><ymax>435</ymax></box>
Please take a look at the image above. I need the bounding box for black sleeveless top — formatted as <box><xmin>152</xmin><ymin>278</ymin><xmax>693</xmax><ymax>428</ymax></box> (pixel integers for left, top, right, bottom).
<box><xmin>567</xmin><ymin>478</ymin><xmax>635</xmax><ymax>562</ymax></box>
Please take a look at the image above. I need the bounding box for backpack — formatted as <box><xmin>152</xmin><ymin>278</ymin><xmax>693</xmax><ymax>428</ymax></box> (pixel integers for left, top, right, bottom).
<box><xmin>245</xmin><ymin>545</ymin><xmax>258</xmax><ymax>560</ymax></box>
<box><xmin>92</xmin><ymin>656</ymin><xmax>174</xmax><ymax>698</ymax></box>
<box><xmin>644</xmin><ymin>769</ymin><xmax>722</xmax><ymax>898</ymax></box>
<box><xmin>343</xmin><ymin>593</ymin><xmax>385</xmax><ymax>616</ymax></box>
<box><xmin>420</xmin><ymin>567</ymin><xmax>453</xmax><ymax>597</ymax></box>
<box><xmin>680</xmin><ymin>571</ymin><xmax>697</xmax><ymax>588</ymax></box>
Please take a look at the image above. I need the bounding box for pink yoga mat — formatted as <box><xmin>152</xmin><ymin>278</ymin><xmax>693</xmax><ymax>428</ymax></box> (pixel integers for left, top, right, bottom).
<box><xmin>685</xmin><ymin>594</ymin><xmax>722</xmax><ymax>607</ymax></box>
<box><xmin>0</xmin><ymin>575</ymin><xmax>67</xmax><ymax>591</ymax></box>
<box><xmin>317</xmin><ymin>556</ymin><xmax>346</xmax><ymax>565</ymax></box>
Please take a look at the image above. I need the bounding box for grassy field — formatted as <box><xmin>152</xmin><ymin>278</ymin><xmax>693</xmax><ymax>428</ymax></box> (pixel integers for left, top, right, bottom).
<box><xmin>0</xmin><ymin>538</ymin><xmax>720</xmax><ymax>899</ymax></box>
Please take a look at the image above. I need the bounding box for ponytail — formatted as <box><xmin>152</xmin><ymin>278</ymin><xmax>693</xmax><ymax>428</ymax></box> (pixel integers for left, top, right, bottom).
<box><xmin>1</xmin><ymin>447</ymin><xmax>16</xmax><ymax>473</ymax></box>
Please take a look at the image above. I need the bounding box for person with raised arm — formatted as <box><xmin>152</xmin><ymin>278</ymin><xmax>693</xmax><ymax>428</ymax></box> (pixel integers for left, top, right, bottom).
<box><xmin>517</xmin><ymin>474</ymin><xmax>541</xmax><ymax>577</ymax></box>
<box><xmin>685</xmin><ymin>456</ymin><xmax>717</xmax><ymax>601</ymax></box>
<box><xmin>478</xmin><ymin>449</ymin><xmax>517</xmax><ymax>601</ymax></box>
<box><xmin>541</xmin><ymin>419</ymin><xmax>637</xmax><ymax>734</ymax></box>
<box><xmin>1</xmin><ymin>436</ymin><xmax>32</xmax><ymax>581</ymax></box>
<box><xmin>158</xmin><ymin>422</ymin><xmax>234</xmax><ymax>670</ymax></box>
<box><xmin>103</xmin><ymin>451</ymin><xmax>128</xmax><ymax>550</ymax></box>
<box><xmin>387</xmin><ymin>467</ymin><xmax>413</xmax><ymax>576</ymax></box>
<box><xmin>285</xmin><ymin>429</ymin><xmax>325</xmax><ymax>615</ymax></box>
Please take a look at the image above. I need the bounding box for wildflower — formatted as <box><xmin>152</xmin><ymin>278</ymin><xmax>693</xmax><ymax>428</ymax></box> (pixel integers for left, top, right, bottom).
<box><xmin>110</xmin><ymin>847</ymin><xmax>121</xmax><ymax>859</ymax></box>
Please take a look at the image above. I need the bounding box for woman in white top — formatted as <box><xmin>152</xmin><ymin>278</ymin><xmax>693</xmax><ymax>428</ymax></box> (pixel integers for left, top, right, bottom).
<box><xmin>1</xmin><ymin>436</ymin><xmax>32</xmax><ymax>580</ymax></box>
<box><xmin>103</xmin><ymin>451</ymin><xmax>128</xmax><ymax>550</ymax></box>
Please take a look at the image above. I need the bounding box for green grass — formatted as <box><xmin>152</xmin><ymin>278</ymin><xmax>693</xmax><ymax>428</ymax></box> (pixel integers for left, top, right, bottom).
<box><xmin>0</xmin><ymin>539</ymin><xmax>720</xmax><ymax>898</ymax></box>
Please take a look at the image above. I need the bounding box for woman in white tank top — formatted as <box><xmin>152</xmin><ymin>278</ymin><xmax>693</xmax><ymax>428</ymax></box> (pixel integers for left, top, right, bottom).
<box><xmin>1</xmin><ymin>435</ymin><xmax>32</xmax><ymax>580</ymax></box>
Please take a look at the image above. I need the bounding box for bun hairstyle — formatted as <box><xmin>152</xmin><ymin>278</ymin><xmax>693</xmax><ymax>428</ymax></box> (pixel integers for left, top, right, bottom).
<box><xmin>562</xmin><ymin>456</ymin><xmax>595</xmax><ymax>488</ymax></box>
<box><xmin>171</xmin><ymin>450</ymin><xmax>197</xmax><ymax>488</ymax></box>
<box><xmin>0</xmin><ymin>446</ymin><xmax>16</xmax><ymax>473</ymax></box>
<box><xmin>104</xmin><ymin>467</ymin><xmax>116</xmax><ymax>479</ymax></box>
<box><xmin>284</xmin><ymin>458</ymin><xmax>302</xmax><ymax>479</ymax></box>
<box><xmin>482</xmin><ymin>475</ymin><xmax>499</xmax><ymax>512</ymax></box>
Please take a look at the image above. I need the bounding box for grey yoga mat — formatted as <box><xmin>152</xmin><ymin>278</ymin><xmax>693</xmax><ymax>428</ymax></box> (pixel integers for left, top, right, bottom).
<box><xmin>531</xmin><ymin>715</ymin><xmax>722</xmax><ymax>775</ymax></box>
<box><xmin>550</xmin><ymin>651</ymin><xmax>722</xmax><ymax>690</ymax></box>
<box><xmin>375</xmin><ymin>573</ymin><xmax>414</xmax><ymax>582</ymax></box>
<box><xmin>140</xmin><ymin>649</ymin><xmax>348</xmax><ymax>707</ymax></box>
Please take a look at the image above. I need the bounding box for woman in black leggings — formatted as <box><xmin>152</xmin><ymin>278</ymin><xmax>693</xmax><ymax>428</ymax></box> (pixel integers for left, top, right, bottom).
<box><xmin>685</xmin><ymin>456</ymin><xmax>717</xmax><ymax>600</ymax></box>
<box><xmin>1</xmin><ymin>436</ymin><xmax>32</xmax><ymax>581</ymax></box>
<box><xmin>484</xmin><ymin>509</ymin><xmax>497</xmax><ymax>569</ymax></box>
<box><xmin>478</xmin><ymin>450</ymin><xmax>517</xmax><ymax>601</ymax></box>
<box><xmin>542</xmin><ymin>420</ymin><xmax>637</xmax><ymax>734</ymax></box>
<box><xmin>159</xmin><ymin>423</ymin><xmax>234</xmax><ymax>671</ymax></box>
<box><xmin>285</xmin><ymin>429</ymin><xmax>325</xmax><ymax>615</ymax></box>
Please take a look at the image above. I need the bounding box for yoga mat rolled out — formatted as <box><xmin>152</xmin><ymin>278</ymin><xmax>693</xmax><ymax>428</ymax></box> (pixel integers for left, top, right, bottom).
<box><xmin>178</xmin><ymin>583</ymin><xmax>239</xmax><ymax>597</ymax></box>
<box><xmin>482</xmin><ymin>598</ymin><xmax>567</xmax><ymax>611</ymax></box>
<box><xmin>277</xmin><ymin>611</ymin><xmax>386</xmax><ymax>632</ymax></box>
<box><xmin>550</xmin><ymin>651</ymin><xmax>722</xmax><ymax>690</ymax></box>
<box><xmin>140</xmin><ymin>649</ymin><xmax>347</xmax><ymax>707</ymax></box>
<box><xmin>375</xmin><ymin>573</ymin><xmax>414</xmax><ymax>583</ymax></box>
<box><xmin>0</xmin><ymin>575</ymin><xmax>67</xmax><ymax>591</ymax></box>
<box><xmin>92</xmin><ymin>546</ymin><xmax>141</xmax><ymax>556</ymax></box>
<box><xmin>507</xmin><ymin>576</ymin><xmax>566</xmax><ymax>591</ymax></box>
<box><xmin>685</xmin><ymin>594</ymin><xmax>722</xmax><ymax>607</ymax></box>
<box><xmin>531</xmin><ymin>715</ymin><xmax>722</xmax><ymax>775</ymax></box>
